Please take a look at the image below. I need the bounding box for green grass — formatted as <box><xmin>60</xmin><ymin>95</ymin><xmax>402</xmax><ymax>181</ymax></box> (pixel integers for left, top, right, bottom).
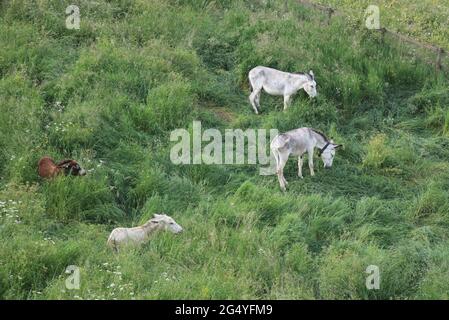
<box><xmin>314</xmin><ymin>0</ymin><xmax>449</xmax><ymax>51</ymax></box>
<box><xmin>1</xmin><ymin>0</ymin><xmax>449</xmax><ymax>299</ymax></box>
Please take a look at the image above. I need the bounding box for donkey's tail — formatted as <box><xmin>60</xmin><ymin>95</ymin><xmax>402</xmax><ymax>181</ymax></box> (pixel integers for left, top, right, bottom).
<box><xmin>107</xmin><ymin>234</ymin><xmax>117</xmax><ymax>252</ymax></box>
<box><xmin>248</xmin><ymin>73</ymin><xmax>254</xmax><ymax>92</ymax></box>
<box><xmin>270</xmin><ymin>134</ymin><xmax>289</xmax><ymax>149</ymax></box>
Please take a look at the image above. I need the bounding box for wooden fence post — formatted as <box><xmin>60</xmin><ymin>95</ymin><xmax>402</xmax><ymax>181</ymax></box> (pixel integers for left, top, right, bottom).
<box><xmin>380</xmin><ymin>27</ymin><xmax>387</xmax><ymax>43</ymax></box>
<box><xmin>327</xmin><ymin>8</ymin><xmax>334</xmax><ymax>25</ymax></box>
<box><xmin>435</xmin><ymin>48</ymin><xmax>443</xmax><ymax>73</ymax></box>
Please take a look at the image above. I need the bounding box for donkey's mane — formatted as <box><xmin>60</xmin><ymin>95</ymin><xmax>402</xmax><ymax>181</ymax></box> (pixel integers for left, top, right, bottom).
<box><xmin>142</xmin><ymin>218</ymin><xmax>157</xmax><ymax>229</ymax></box>
<box><xmin>56</xmin><ymin>159</ymin><xmax>74</xmax><ymax>167</ymax></box>
<box><xmin>310</xmin><ymin>128</ymin><xmax>329</xmax><ymax>142</ymax></box>
<box><xmin>296</xmin><ymin>72</ymin><xmax>313</xmax><ymax>81</ymax></box>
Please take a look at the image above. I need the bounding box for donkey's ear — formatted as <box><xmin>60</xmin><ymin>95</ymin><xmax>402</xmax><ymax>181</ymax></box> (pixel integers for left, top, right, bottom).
<box><xmin>61</xmin><ymin>162</ymin><xmax>72</xmax><ymax>169</ymax></box>
<box><xmin>334</xmin><ymin>144</ymin><xmax>343</xmax><ymax>149</ymax></box>
<box><xmin>57</xmin><ymin>159</ymin><xmax>72</xmax><ymax>168</ymax></box>
<box><xmin>309</xmin><ymin>70</ymin><xmax>314</xmax><ymax>80</ymax></box>
<box><xmin>153</xmin><ymin>213</ymin><xmax>162</xmax><ymax>219</ymax></box>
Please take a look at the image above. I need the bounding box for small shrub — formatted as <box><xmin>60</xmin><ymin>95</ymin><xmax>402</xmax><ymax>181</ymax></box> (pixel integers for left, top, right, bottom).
<box><xmin>408</xmin><ymin>84</ymin><xmax>449</xmax><ymax>115</ymax></box>
<box><xmin>362</xmin><ymin>133</ymin><xmax>391</xmax><ymax>169</ymax></box>
<box><xmin>211</xmin><ymin>200</ymin><xmax>245</xmax><ymax>228</ymax></box>
<box><xmin>234</xmin><ymin>181</ymin><xmax>294</xmax><ymax>224</ymax></box>
<box><xmin>0</xmin><ymin>239</ymin><xmax>82</xmax><ymax>299</ymax></box>
<box><xmin>415</xmin><ymin>244</ymin><xmax>449</xmax><ymax>299</ymax></box>
<box><xmin>295</xmin><ymin>195</ymin><xmax>351</xmax><ymax>253</ymax></box>
<box><xmin>270</xmin><ymin>213</ymin><xmax>307</xmax><ymax>252</ymax></box>
<box><xmin>425</xmin><ymin>105</ymin><xmax>449</xmax><ymax>137</ymax></box>
<box><xmin>409</xmin><ymin>182</ymin><xmax>449</xmax><ymax>223</ymax></box>
<box><xmin>318</xmin><ymin>240</ymin><xmax>386</xmax><ymax>299</ymax></box>
<box><xmin>145</xmin><ymin>80</ymin><xmax>195</xmax><ymax>133</ymax></box>
<box><xmin>43</xmin><ymin>176</ymin><xmax>122</xmax><ymax>223</ymax></box>
<box><xmin>380</xmin><ymin>241</ymin><xmax>430</xmax><ymax>299</ymax></box>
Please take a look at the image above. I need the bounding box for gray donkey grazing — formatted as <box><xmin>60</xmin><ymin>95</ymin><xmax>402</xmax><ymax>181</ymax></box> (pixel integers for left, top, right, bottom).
<box><xmin>271</xmin><ymin>127</ymin><xmax>342</xmax><ymax>191</ymax></box>
<box><xmin>248</xmin><ymin>66</ymin><xmax>317</xmax><ymax>114</ymax></box>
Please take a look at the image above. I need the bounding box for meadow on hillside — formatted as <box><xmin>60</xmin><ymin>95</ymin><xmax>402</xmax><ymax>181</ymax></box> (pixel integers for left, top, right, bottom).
<box><xmin>315</xmin><ymin>0</ymin><xmax>449</xmax><ymax>51</ymax></box>
<box><xmin>0</xmin><ymin>0</ymin><xmax>449</xmax><ymax>299</ymax></box>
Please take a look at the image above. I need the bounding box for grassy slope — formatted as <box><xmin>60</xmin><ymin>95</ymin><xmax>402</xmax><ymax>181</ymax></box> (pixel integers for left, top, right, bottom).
<box><xmin>315</xmin><ymin>0</ymin><xmax>449</xmax><ymax>51</ymax></box>
<box><xmin>0</xmin><ymin>0</ymin><xmax>449</xmax><ymax>299</ymax></box>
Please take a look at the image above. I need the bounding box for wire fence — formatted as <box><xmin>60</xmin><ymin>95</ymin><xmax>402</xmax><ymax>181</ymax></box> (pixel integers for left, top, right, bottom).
<box><xmin>297</xmin><ymin>0</ymin><xmax>448</xmax><ymax>75</ymax></box>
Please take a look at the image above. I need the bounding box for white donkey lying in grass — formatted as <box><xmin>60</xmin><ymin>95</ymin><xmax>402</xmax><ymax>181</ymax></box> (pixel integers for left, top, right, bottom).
<box><xmin>107</xmin><ymin>214</ymin><xmax>183</xmax><ymax>252</ymax></box>
<box><xmin>248</xmin><ymin>66</ymin><xmax>317</xmax><ymax>114</ymax></box>
<box><xmin>271</xmin><ymin>127</ymin><xmax>342</xmax><ymax>191</ymax></box>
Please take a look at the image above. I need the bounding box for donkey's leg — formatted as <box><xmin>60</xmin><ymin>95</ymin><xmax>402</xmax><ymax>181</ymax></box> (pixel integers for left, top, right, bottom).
<box><xmin>282</xmin><ymin>174</ymin><xmax>288</xmax><ymax>185</ymax></box>
<box><xmin>277</xmin><ymin>168</ymin><xmax>287</xmax><ymax>191</ymax></box>
<box><xmin>283</xmin><ymin>95</ymin><xmax>292</xmax><ymax>111</ymax></box>
<box><xmin>307</xmin><ymin>148</ymin><xmax>315</xmax><ymax>176</ymax></box>
<box><xmin>277</xmin><ymin>152</ymin><xmax>289</xmax><ymax>191</ymax></box>
<box><xmin>273</xmin><ymin>147</ymin><xmax>287</xmax><ymax>187</ymax></box>
<box><xmin>272</xmin><ymin>147</ymin><xmax>283</xmax><ymax>188</ymax></box>
<box><xmin>249</xmin><ymin>89</ymin><xmax>261</xmax><ymax>114</ymax></box>
<box><xmin>255</xmin><ymin>90</ymin><xmax>261</xmax><ymax>109</ymax></box>
<box><xmin>271</xmin><ymin>147</ymin><xmax>280</xmax><ymax>174</ymax></box>
<box><xmin>248</xmin><ymin>76</ymin><xmax>263</xmax><ymax>115</ymax></box>
<box><xmin>298</xmin><ymin>156</ymin><xmax>303</xmax><ymax>178</ymax></box>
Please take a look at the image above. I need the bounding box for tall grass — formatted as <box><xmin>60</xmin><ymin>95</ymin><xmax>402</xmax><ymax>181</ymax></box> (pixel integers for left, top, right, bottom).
<box><xmin>0</xmin><ymin>0</ymin><xmax>448</xmax><ymax>299</ymax></box>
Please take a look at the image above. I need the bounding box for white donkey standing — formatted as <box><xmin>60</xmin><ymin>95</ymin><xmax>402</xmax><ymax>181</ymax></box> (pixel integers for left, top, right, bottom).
<box><xmin>271</xmin><ymin>127</ymin><xmax>342</xmax><ymax>191</ymax></box>
<box><xmin>248</xmin><ymin>66</ymin><xmax>317</xmax><ymax>114</ymax></box>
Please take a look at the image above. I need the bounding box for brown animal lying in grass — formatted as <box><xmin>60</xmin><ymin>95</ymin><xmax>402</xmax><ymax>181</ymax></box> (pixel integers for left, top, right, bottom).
<box><xmin>38</xmin><ymin>156</ymin><xmax>86</xmax><ymax>179</ymax></box>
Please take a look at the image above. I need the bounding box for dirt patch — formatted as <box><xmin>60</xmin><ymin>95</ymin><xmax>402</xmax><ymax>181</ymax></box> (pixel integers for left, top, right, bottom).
<box><xmin>209</xmin><ymin>107</ymin><xmax>237</xmax><ymax>123</ymax></box>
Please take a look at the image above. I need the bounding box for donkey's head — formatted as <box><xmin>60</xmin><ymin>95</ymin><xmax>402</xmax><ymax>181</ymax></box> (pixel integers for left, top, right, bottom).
<box><xmin>57</xmin><ymin>159</ymin><xmax>86</xmax><ymax>176</ymax></box>
<box><xmin>318</xmin><ymin>140</ymin><xmax>342</xmax><ymax>168</ymax></box>
<box><xmin>302</xmin><ymin>70</ymin><xmax>317</xmax><ymax>98</ymax></box>
<box><xmin>150</xmin><ymin>214</ymin><xmax>183</xmax><ymax>234</ymax></box>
